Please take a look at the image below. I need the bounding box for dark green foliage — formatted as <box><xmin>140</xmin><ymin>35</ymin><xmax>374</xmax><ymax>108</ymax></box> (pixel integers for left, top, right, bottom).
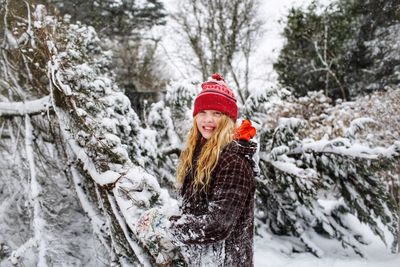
<box><xmin>44</xmin><ymin>0</ymin><xmax>166</xmax><ymax>37</ymax></box>
<box><xmin>43</xmin><ymin>0</ymin><xmax>168</xmax><ymax>95</ymax></box>
<box><xmin>274</xmin><ymin>2</ymin><xmax>354</xmax><ymax>100</ymax></box>
<box><xmin>345</xmin><ymin>0</ymin><xmax>400</xmax><ymax>95</ymax></box>
<box><xmin>316</xmin><ymin>153</ymin><xmax>397</xmax><ymax>239</ymax></box>
<box><xmin>274</xmin><ymin>0</ymin><xmax>400</xmax><ymax>101</ymax></box>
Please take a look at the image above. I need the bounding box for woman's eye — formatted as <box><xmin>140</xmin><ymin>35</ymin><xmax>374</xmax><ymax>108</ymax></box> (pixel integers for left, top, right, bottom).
<box><xmin>214</xmin><ymin>112</ymin><xmax>222</xmax><ymax>116</ymax></box>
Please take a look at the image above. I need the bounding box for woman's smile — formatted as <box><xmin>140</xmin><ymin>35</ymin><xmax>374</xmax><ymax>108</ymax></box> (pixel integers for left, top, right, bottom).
<box><xmin>202</xmin><ymin>126</ymin><xmax>215</xmax><ymax>131</ymax></box>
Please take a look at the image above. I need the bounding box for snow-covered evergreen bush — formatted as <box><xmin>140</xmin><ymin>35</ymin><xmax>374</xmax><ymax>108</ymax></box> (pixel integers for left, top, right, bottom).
<box><xmin>257</xmin><ymin>116</ymin><xmax>399</xmax><ymax>256</ymax></box>
<box><xmin>246</xmin><ymin>87</ymin><xmax>400</xmax><ymax>256</ymax></box>
<box><xmin>0</xmin><ymin>2</ymin><xmax>180</xmax><ymax>266</ymax></box>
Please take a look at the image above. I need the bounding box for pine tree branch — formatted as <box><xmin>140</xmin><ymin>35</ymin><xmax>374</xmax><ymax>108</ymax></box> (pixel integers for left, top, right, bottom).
<box><xmin>159</xmin><ymin>146</ymin><xmax>181</xmax><ymax>156</ymax></box>
<box><xmin>289</xmin><ymin>140</ymin><xmax>400</xmax><ymax>160</ymax></box>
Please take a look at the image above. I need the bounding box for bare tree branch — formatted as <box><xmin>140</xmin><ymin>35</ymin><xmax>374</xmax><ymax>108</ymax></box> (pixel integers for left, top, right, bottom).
<box><xmin>172</xmin><ymin>0</ymin><xmax>262</xmax><ymax>98</ymax></box>
<box><xmin>0</xmin><ymin>95</ymin><xmax>52</xmax><ymax>117</ymax></box>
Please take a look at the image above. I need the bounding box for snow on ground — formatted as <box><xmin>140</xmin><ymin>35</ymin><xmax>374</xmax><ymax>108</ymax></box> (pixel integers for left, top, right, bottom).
<box><xmin>255</xmin><ymin>236</ymin><xmax>400</xmax><ymax>267</ymax></box>
<box><xmin>254</xmin><ymin>216</ymin><xmax>400</xmax><ymax>267</ymax></box>
<box><xmin>255</xmin><ymin>245</ymin><xmax>400</xmax><ymax>267</ymax></box>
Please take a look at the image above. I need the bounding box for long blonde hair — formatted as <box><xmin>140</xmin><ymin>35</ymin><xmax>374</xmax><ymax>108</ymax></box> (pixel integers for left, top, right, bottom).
<box><xmin>176</xmin><ymin>114</ymin><xmax>236</xmax><ymax>192</ymax></box>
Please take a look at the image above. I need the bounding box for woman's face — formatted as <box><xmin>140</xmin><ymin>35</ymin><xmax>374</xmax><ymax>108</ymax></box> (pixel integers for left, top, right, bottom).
<box><xmin>196</xmin><ymin>110</ymin><xmax>222</xmax><ymax>139</ymax></box>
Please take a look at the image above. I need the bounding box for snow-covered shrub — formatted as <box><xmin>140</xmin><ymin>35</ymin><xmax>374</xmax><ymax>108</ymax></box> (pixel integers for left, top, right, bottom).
<box><xmin>0</xmin><ymin>2</ymin><xmax>180</xmax><ymax>266</ymax></box>
<box><xmin>257</xmin><ymin>117</ymin><xmax>399</xmax><ymax>256</ymax></box>
<box><xmin>248</xmin><ymin>87</ymin><xmax>400</xmax><ymax>256</ymax></box>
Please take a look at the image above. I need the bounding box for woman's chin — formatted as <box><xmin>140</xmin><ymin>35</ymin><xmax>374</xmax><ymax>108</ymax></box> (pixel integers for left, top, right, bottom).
<box><xmin>201</xmin><ymin>132</ymin><xmax>214</xmax><ymax>139</ymax></box>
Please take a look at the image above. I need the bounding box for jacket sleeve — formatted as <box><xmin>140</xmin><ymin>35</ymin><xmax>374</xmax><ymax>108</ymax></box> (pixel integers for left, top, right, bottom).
<box><xmin>170</xmin><ymin>154</ymin><xmax>254</xmax><ymax>245</ymax></box>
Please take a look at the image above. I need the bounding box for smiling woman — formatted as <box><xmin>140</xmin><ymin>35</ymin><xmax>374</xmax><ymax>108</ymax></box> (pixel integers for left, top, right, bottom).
<box><xmin>169</xmin><ymin>73</ymin><xmax>258</xmax><ymax>266</ymax></box>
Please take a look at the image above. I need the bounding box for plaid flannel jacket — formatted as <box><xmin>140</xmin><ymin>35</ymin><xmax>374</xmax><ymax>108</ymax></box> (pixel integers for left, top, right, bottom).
<box><xmin>171</xmin><ymin>140</ymin><xmax>257</xmax><ymax>267</ymax></box>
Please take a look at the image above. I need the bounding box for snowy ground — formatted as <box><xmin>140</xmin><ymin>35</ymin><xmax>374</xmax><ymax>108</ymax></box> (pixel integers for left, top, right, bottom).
<box><xmin>255</xmin><ymin>234</ymin><xmax>400</xmax><ymax>267</ymax></box>
<box><xmin>254</xmin><ymin>221</ymin><xmax>400</xmax><ymax>267</ymax></box>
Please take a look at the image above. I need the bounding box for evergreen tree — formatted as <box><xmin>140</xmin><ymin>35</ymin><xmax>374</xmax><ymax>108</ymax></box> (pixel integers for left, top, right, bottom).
<box><xmin>345</xmin><ymin>0</ymin><xmax>400</xmax><ymax>94</ymax></box>
<box><xmin>274</xmin><ymin>0</ymin><xmax>400</xmax><ymax>100</ymax></box>
<box><xmin>144</xmin><ymin>79</ymin><xmax>198</xmax><ymax>190</ymax></box>
<box><xmin>44</xmin><ymin>0</ymin><xmax>166</xmax><ymax>36</ymax></box>
<box><xmin>274</xmin><ymin>2</ymin><xmax>353</xmax><ymax>100</ymax></box>
<box><xmin>42</xmin><ymin>0</ymin><xmax>168</xmax><ymax>96</ymax></box>
<box><xmin>244</xmin><ymin>86</ymin><xmax>400</xmax><ymax>255</ymax></box>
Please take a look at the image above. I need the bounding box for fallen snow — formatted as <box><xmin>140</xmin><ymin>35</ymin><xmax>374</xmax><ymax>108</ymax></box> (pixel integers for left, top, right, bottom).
<box><xmin>255</xmin><ymin>211</ymin><xmax>400</xmax><ymax>267</ymax></box>
<box><xmin>255</xmin><ymin>236</ymin><xmax>400</xmax><ymax>267</ymax></box>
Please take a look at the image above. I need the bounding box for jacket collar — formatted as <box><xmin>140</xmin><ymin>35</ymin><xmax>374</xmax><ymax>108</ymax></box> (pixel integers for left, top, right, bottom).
<box><xmin>223</xmin><ymin>140</ymin><xmax>257</xmax><ymax>157</ymax></box>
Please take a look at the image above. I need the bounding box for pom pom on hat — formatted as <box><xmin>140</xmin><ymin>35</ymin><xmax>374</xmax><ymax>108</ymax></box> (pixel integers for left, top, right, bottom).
<box><xmin>193</xmin><ymin>73</ymin><xmax>238</xmax><ymax>121</ymax></box>
<box><xmin>211</xmin><ymin>73</ymin><xmax>224</xmax><ymax>81</ymax></box>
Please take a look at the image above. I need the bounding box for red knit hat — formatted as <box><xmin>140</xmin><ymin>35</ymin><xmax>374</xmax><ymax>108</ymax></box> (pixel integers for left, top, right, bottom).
<box><xmin>193</xmin><ymin>73</ymin><xmax>238</xmax><ymax>121</ymax></box>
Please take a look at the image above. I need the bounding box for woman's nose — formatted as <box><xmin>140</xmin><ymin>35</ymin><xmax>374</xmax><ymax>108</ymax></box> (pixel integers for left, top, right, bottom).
<box><xmin>204</xmin><ymin>114</ymin><xmax>213</xmax><ymax>122</ymax></box>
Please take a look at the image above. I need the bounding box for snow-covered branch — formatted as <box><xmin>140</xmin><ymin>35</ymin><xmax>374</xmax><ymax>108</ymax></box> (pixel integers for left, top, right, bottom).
<box><xmin>265</xmin><ymin>157</ymin><xmax>318</xmax><ymax>180</ymax></box>
<box><xmin>291</xmin><ymin>138</ymin><xmax>400</xmax><ymax>160</ymax></box>
<box><xmin>24</xmin><ymin>115</ymin><xmax>47</xmax><ymax>266</ymax></box>
<box><xmin>56</xmin><ymin>108</ymin><xmax>122</xmax><ymax>186</ymax></box>
<box><xmin>0</xmin><ymin>96</ymin><xmax>52</xmax><ymax>117</ymax></box>
<box><xmin>108</xmin><ymin>193</ymin><xmax>152</xmax><ymax>267</ymax></box>
<box><xmin>69</xmin><ymin>166</ymin><xmax>112</xmax><ymax>253</ymax></box>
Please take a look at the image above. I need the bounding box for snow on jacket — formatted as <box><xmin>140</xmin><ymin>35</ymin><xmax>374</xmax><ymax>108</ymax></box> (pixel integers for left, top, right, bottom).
<box><xmin>170</xmin><ymin>140</ymin><xmax>257</xmax><ymax>267</ymax></box>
